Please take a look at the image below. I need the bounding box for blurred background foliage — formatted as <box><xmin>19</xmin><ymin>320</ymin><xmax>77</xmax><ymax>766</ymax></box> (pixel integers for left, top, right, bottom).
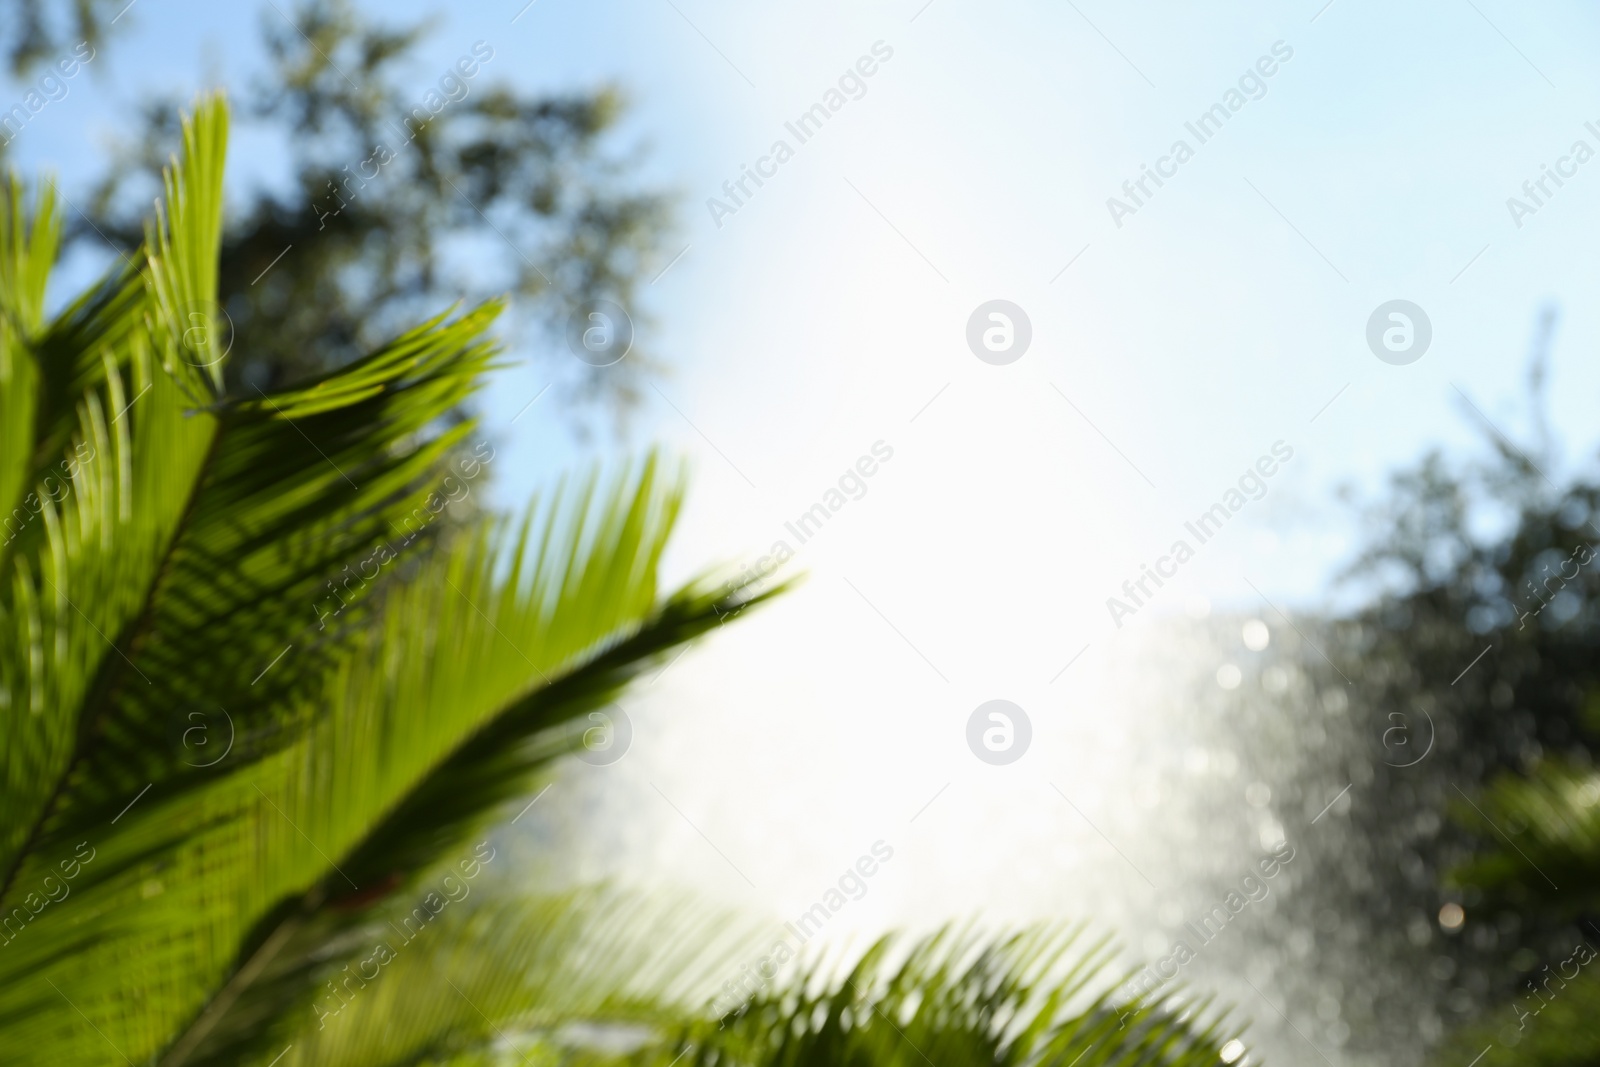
<box><xmin>3</xmin><ymin>0</ymin><xmax>669</xmax><ymax>415</ymax></box>
<box><xmin>1235</xmin><ymin>314</ymin><xmax>1600</xmax><ymax>1065</ymax></box>
<box><xmin>1337</xmin><ymin>331</ymin><xmax>1600</xmax><ymax>1065</ymax></box>
<box><xmin>0</xmin><ymin>0</ymin><xmax>119</xmax><ymax>76</ymax></box>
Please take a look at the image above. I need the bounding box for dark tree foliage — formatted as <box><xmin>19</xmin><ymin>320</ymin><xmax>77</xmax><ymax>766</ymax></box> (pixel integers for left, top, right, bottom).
<box><xmin>0</xmin><ymin>0</ymin><xmax>118</xmax><ymax>76</ymax></box>
<box><xmin>1160</xmin><ymin>311</ymin><xmax>1600</xmax><ymax>1065</ymax></box>
<box><xmin>76</xmin><ymin>0</ymin><xmax>668</xmax><ymax>411</ymax></box>
<box><xmin>1290</xmin><ymin>311</ymin><xmax>1600</xmax><ymax>1058</ymax></box>
<box><xmin>1338</xmin><ymin>318</ymin><xmax>1599</xmax><ymax>844</ymax></box>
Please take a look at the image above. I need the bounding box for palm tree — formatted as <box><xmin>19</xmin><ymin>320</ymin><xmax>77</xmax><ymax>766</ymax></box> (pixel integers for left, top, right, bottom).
<box><xmin>0</xmin><ymin>95</ymin><xmax>1249</xmax><ymax>1066</ymax></box>
<box><xmin>1436</xmin><ymin>761</ymin><xmax>1600</xmax><ymax>1066</ymax></box>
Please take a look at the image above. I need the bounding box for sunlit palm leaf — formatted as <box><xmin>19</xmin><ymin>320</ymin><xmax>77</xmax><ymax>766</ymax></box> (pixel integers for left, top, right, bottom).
<box><xmin>159</xmin><ymin>471</ymin><xmax>784</xmax><ymax>1067</ymax></box>
<box><xmin>270</xmin><ymin>885</ymin><xmax>753</xmax><ymax>1067</ymax></box>
<box><xmin>630</xmin><ymin>925</ymin><xmax>1243</xmax><ymax>1067</ymax></box>
<box><xmin>0</xmin><ymin>92</ymin><xmax>786</xmax><ymax>1065</ymax></box>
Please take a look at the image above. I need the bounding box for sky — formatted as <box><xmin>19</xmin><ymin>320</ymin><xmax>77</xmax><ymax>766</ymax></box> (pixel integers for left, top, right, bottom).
<box><xmin>10</xmin><ymin>0</ymin><xmax>1600</xmax><ymax>1059</ymax></box>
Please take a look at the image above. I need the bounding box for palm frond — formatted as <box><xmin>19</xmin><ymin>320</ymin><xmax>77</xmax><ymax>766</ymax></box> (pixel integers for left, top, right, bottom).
<box><xmin>0</xmin><ymin>90</ymin><xmax>791</xmax><ymax>1065</ymax></box>
<box><xmin>648</xmin><ymin>925</ymin><xmax>1244</xmax><ymax>1067</ymax></box>
<box><xmin>0</xmin><ymin>90</ymin><xmax>501</xmax><ymax>900</ymax></box>
<box><xmin>1438</xmin><ymin>762</ymin><xmax>1600</xmax><ymax>1065</ymax></box>
<box><xmin>153</xmin><ymin>465</ymin><xmax>785</xmax><ymax>1067</ymax></box>
<box><xmin>1449</xmin><ymin>760</ymin><xmax>1600</xmax><ymax>915</ymax></box>
<box><xmin>0</xmin><ymin>170</ymin><xmax>59</xmax><ymax>526</ymax></box>
<box><xmin>269</xmin><ymin>884</ymin><xmax>753</xmax><ymax>1067</ymax></box>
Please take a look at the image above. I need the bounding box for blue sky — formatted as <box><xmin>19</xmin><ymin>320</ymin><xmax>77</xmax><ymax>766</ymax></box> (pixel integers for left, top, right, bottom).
<box><xmin>14</xmin><ymin>2</ymin><xmax>1600</xmax><ymax>599</ymax></box>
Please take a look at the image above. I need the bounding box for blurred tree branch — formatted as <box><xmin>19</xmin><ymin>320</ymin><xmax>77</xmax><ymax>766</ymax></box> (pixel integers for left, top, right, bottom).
<box><xmin>0</xmin><ymin>0</ymin><xmax>119</xmax><ymax>76</ymax></box>
<box><xmin>71</xmin><ymin>0</ymin><xmax>670</xmax><ymax>419</ymax></box>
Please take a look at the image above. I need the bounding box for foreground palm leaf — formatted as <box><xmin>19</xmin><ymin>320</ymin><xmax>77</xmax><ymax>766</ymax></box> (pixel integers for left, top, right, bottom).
<box><xmin>267</xmin><ymin>886</ymin><xmax>759</xmax><ymax>1067</ymax></box>
<box><xmin>623</xmin><ymin>926</ymin><xmax>1242</xmax><ymax>1067</ymax></box>
<box><xmin>284</xmin><ymin>918</ymin><xmax>1246</xmax><ymax>1067</ymax></box>
<box><xmin>0</xmin><ymin>94</ymin><xmax>781</xmax><ymax>1065</ymax></box>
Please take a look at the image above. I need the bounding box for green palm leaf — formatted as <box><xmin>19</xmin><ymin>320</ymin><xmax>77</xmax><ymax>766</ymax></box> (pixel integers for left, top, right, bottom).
<box><xmin>0</xmin><ymin>93</ymin><xmax>786</xmax><ymax>1065</ymax></box>
<box><xmin>267</xmin><ymin>886</ymin><xmax>754</xmax><ymax>1067</ymax></box>
<box><xmin>153</xmin><ymin>469</ymin><xmax>783</xmax><ymax>1067</ymax></box>
<box><xmin>635</xmin><ymin>925</ymin><xmax>1244</xmax><ymax>1067</ymax></box>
